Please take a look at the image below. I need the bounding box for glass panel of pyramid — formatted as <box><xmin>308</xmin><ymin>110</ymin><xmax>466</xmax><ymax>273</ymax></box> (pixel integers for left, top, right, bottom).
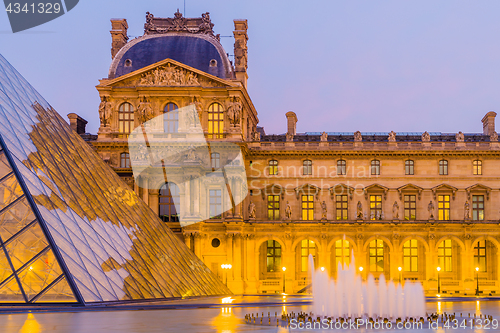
<box><xmin>0</xmin><ymin>53</ymin><xmax>229</xmax><ymax>304</ymax></box>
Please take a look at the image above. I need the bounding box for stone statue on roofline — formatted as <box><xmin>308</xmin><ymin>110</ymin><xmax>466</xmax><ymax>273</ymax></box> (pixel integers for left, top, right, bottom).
<box><xmin>422</xmin><ymin>131</ymin><xmax>430</xmax><ymax>142</ymax></box>
<box><xmin>354</xmin><ymin>131</ymin><xmax>362</xmax><ymax>142</ymax></box>
<box><xmin>456</xmin><ymin>131</ymin><xmax>465</xmax><ymax>142</ymax></box>
<box><xmin>388</xmin><ymin>131</ymin><xmax>396</xmax><ymax>142</ymax></box>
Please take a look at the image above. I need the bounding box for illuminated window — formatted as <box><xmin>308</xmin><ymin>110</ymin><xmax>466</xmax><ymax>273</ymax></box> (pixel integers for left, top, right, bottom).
<box><xmin>369</xmin><ymin>239</ymin><xmax>384</xmax><ymax>272</ymax></box>
<box><xmin>405</xmin><ymin>160</ymin><xmax>414</xmax><ymax>175</ymax></box>
<box><xmin>303</xmin><ymin>160</ymin><xmax>312</xmax><ymax>175</ymax></box>
<box><xmin>336</xmin><ymin>195</ymin><xmax>348</xmax><ymax>220</ymax></box>
<box><xmin>210</xmin><ymin>152</ymin><xmax>220</xmax><ymax>169</ymax></box>
<box><xmin>370</xmin><ymin>195</ymin><xmax>382</xmax><ymax>220</ymax></box>
<box><xmin>403</xmin><ymin>240</ymin><xmax>418</xmax><ymax>272</ymax></box>
<box><xmin>268</xmin><ymin>160</ymin><xmax>278</xmax><ymax>176</ymax></box>
<box><xmin>301</xmin><ymin>195</ymin><xmax>314</xmax><ymax>220</ymax></box>
<box><xmin>371</xmin><ymin>160</ymin><xmax>380</xmax><ymax>175</ymax></box>
<box><xmin>266</xmin><ymin>240</ymin><xmax>281</xmax><ymax>272</ymax></box>
<box><xmin>120</xmin><ymin>152</ymin><xmax>130</xmax><ymax>168</ymax></box>
<box><xmin>472</xmin><ymin>195</ymin><xmax>484</xmax><ymax>221</ymax></box>
<box><xmin>334</xmin><ymin>239</ymin><xmax>350</xmax><ymax>268</ymax></box>
<box><xmin>209</xmin><ymin>189</ymin><xmax>222</xmax><ymax>219</ymax></box>
<box><xmin>438</xmin><ymin>195</ymin><xmax>450</xmax><ymax>220</ymax></box>
<box><xmin>438</xmin><ymin>239</ymin><xmax>453</xmax><ymax>272</ymax></box>
<box><xmin>164</xmin><ymin>102</ymin><xmax>178</xmax><ymax>133</ymax></box>
<box><xmin>208</xmin><ymin>103</ymin><xmax>224</xmax><ymax>138</ymax></box>
<box><xmin>301</xmin><ymin>239</ymin><xmax>316</xmax><ymax>272</ymax></box>
<box><xmin>267</xmin><ymin>195</ymin><xmax>280</xmax><ymax>220</ymax></box>
<box><xmin>474</xmin><ymin>240</ymin><xmax>487</xmax><ymax>272</ymax></box>
<box><xmin>439</xmin><ymin>160</ymin><xmax>448</xmax><ymax>175</ymax></box>
<box><xmin>159</xmin><ymin>183</ymin><xmax>180</xmax><ymax>222</ymax></box>
<box><xmin>473</xmin><ymin>160</ymin><xmax>482</xmax><ymax>175</ymax></box>
<box><xmin>118</xmin><ymin>102</ymin><xmax>134</xmax><ymax>134</ymax></box>
<box><xmin>337</xmin><ymin>160</ymin><xmax>346</xmax><ymax>175</ymax></box>
<box><xmin>404</xmin><ymin>195</ymin><xmax>416</xmax><ymax>220</ymax></box>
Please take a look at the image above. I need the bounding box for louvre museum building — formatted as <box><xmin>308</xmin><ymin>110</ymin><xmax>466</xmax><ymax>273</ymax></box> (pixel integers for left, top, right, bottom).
<box><xmin>1</xmin><ymin>10</ymin><xmax>500</xmax><ymax>304</ymax></box>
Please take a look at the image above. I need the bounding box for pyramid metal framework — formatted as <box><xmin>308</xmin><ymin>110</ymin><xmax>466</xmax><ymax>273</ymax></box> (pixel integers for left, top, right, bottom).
<box><xmin>0</xmin><ymin>54</ymin><xmax>229</xmax><ymax>304</ymax></box>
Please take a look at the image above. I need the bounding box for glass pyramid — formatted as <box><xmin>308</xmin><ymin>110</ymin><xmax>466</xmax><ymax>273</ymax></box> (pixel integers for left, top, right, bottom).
<box><xmin>0</xmin><ymin>54</ymin><xmax>229</xmax><ymax>304</ymax></box>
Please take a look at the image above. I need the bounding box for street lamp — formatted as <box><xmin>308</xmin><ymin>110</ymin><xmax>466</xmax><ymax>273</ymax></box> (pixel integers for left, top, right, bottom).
<box><xmin>437</xmin><ymin>267</ymin><xmax>441</xmax><ymax>294</ymax></box>
<box><xmin>398</xmin><ymin>266</ymin><xmax>402</xmax><ymax>285</ymax></box>
<box><xmin>320</xmin><ymin>267</ymin><xmax>325</xmax><ymax>272</ymax></box>
<box><xmin>476</xmin><ymin>267</ymin><xmax>480</xmax><ymax>296</ymax></box>
<box><xmin>282</xmin><ymin>267</ymin><xmax>286</xmax><ymax>293</ymax></box>
<box><xmin>221</xmin><ymin>264</ymin><xmax>232</xmax><ymax>286</ymax></box>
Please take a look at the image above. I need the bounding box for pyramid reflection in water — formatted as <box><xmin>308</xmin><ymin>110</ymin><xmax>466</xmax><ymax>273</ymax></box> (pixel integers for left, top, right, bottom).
<box><xmin>0</xmin><ymin>54</ymin><xmax>229</xmax><ymax>304</ymax></box>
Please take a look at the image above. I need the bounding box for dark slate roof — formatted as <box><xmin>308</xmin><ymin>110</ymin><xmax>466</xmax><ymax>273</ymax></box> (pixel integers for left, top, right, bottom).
<box><xmin>110</xmin><ymin>35</ymin><xmax>232</xmax><ymax>79</ymax></box>
<box><xmin>261</xmin><ymin>132</ymin><xmax>490</xmax><ymax>142</ymax></box>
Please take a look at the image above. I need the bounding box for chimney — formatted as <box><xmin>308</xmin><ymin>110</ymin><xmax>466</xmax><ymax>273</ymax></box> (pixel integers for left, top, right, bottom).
<box><xmin>233</xmin><ymin>19</ymin><xmax>248</xmax><ymax>88</ymax></box>
<box><xmin>110</xmin><ymin>19</ymin><xmax>128</xmax><ymax>59</ymax></box>
<box><xmin>482</xmin><ymin>111</ymin><xmax>497</xmax><ymax>135</ymax></box>
<box><xmin>286</xmin><ymin>111</ymin><xmax>298</xmax><ymax>136</ymax></box>
<box><xmin>67</xmin><ymin>113</ymin><xmax>88</xmax><ymax>135</ymax></box>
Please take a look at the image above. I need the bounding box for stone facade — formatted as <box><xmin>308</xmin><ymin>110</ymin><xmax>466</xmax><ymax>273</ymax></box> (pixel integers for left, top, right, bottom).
<box><xmin>83</xmin><ymin>12</ymin><xmax>500</xmax><ymax>296</ymax></box>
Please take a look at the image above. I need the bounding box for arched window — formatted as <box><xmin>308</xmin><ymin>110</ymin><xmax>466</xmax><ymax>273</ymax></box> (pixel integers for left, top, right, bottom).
<box><xmin>337</xmin><ymin>159</ymin><xmax>346</xmax><ymax>175</ymax></box>
<box><xmin>334</xmin><ymin>239</ymin><xmax>350</xmax><ymax>268</ymax></box>
<box><xmin>301</xmin><ymin>239</ymin><xmax>316</xmax><ymax>272</ymax></box>
<box><xmin>208</xmin><ymin>103</ymin><xmax>224</xmax><ymax>138</ymax></box>
<box><xmin>211</xmin><ymin>152</ymin><xmax>220</xmax><ymax>169</ymax></box>
<box><xmin>474</xmin><ymin>240</ymin><xmax>487</xmax><ymax>272</ymax></box>
<box><xmin>473</xmin><ymin>160</ymin><xmax>482</xmax><ymax>175</ymax></box>
<box><xmin>164</xmin><ymin>103</ymin><xmax>178</xmax><ymax>133</ymax></box>
<box><xmin>118</xmin><ymin>102</ymin><xmax>134</xmax><ymax>134</ymax></box>
<box><xmin>268</xmin><ymin>160</ymin><xmax>278</xmax><ymax>176</ymax></box>
<box><xmin>438</xmin><ymin>239</ymin><xmax>452</xmax><ymax>272</ymax></box>
<box><xmin>303</xmin><ymin>160</ymin><xmax>312</xmax><ymax>175</ymax></box>
<box><xmin>371</xmin><ymin>159</ymin><xmax>380</xmax><ymax>175</ymax></box>
<box><xmin>369</xmin><ymin>239</ymin><xmax>384</xmax><ymax>272</ymax></box>
<box><xmin>120</xmin><ymin>153</ymin><xmax>130</xmax><ymax>168</ymax></box>
<box><xmin>403</xmin><ymin>240</ymin><xmax>418</xmax><ymax>272</ymax></box>
<box><xmin>405</xmin><ymin>160</ymin><xmax>414</xmax><ymax>175</ymax></box>
<box><xmin>439</xmin><ymin>159</ymin><xmax>448</xmax><ymax>175</ymax></box>
<box><xmin>159</xmin><ymin>183</ymin><xmax>180</xmax><ymax>222</ymax></box>
<box><xmin>266</xmin><ymin>240</ymin><xmax>281</xmax><ymax>272</ymax></box>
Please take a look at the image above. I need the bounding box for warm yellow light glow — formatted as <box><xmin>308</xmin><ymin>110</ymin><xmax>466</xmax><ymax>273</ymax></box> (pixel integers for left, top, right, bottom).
<box><xmin>437</xmin><ymin>267</ymin><xmax>441</xmax><ymax>272</ymax></box>
<box><xmin>359</xmin><ymin>267</ymin><xmax>363</xmax><ymax>272</ymax></box>
<box><xmin>20</xmin><ymin>313</ymin><xmax>40</xmax><ymax>333</ymax></box>
<box><xmin>221</xmin><ymin>297</ymin><xmax>233</xmax><ymax>304</ymax></box>
<box><xmin>29</xmin><ymin>266</ymin><xmax>33</xmax><ymax>271</ymax></box>
<box><xmin>476</xmin><ymin>267</ymin><xmax>479</xmax><ymax>272</ymax></box>
<box><xmin>320</xmin><ymin>267</ymin><xmax>325</xmax><ymax>272</ymax></box>
<box><xmin>436</xmin><ymin>294</ymin><xmax>441</xmax><ymax>297</ymax></box>
<box><xmin>398</xmin><ymin>267</ymin><xmax>402</xmax><ymax>272</ymax></box>
<box><xmin>221</xmin><ymin>264</ymin><xmax>232</xmax><ymax>270</ymax></box>
<box><xmin>282</xmin><ymin>267</ymin><xmax>286</xmax><ymax>272</ymax></box>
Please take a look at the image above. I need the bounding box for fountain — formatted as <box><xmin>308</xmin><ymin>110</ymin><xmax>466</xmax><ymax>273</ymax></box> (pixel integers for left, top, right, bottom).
<box><xmin>310</xmin><ymin>253</ymin><xmax>426</xmax><ymax>320</ymax></box>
